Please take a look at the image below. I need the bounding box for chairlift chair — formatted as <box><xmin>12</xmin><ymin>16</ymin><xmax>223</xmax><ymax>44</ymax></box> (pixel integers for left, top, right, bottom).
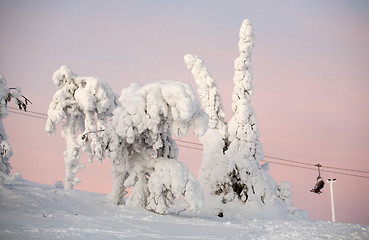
<box><xmin>310</xmin><ymin>163</ymin><xmax>325</xmax><ymax>194</ymax></box>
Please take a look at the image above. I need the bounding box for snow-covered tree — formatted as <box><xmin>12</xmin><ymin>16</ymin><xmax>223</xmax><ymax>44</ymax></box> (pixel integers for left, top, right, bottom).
<box><xmin>185</xmin><ymin>19</ymin><xmax>297</xmax><ymax>216</ymax></box>
<box><xmin>45</xmin><ymin>65</ymin><xmax>118</xmax><ymax>190</ymax></box>
<box><xmin>103</xmin><ymin>81</ymin><xmax>208</xmax><ymax>214</ymax></box>
<box><xmin>0</xmin><ymin>74</ymin><xmax>31</xmax><ymax>175</ymax></box>
<box><xmin>184</xmin><ymin>54</ymin><xmax>231</xmax><ymax>208</ymax></box>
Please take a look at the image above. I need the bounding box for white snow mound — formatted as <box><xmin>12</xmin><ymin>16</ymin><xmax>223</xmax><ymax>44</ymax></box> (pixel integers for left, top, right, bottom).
<box><xmin>1</xmin><ymin>174</ymin><xmax>368</xmax><ymax>240</ymax></box>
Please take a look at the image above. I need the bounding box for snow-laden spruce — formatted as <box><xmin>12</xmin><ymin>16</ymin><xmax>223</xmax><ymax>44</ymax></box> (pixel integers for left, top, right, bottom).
<box><xmin>45</xmin><ymin>66</ymin><xmax>119</xmax><ymax>190</ymax></box>
<box><xmin>0</xmin><ymin>75</ymin><xmax>30</xmax><ymax>175</ymax></box>
<box><xmin>184</xmin><ymin>54</ymin><xmax>231</xmax><ymax>212</ymax></box>
<box><xmin>185</xmin><ymin>19</ymin><xmax>299</xmax><ymax>216</ymax></box>
<box><xmin>103</xmin><ymin>81</ymin><xmax>208</xmax><ymax>214</ymax></box>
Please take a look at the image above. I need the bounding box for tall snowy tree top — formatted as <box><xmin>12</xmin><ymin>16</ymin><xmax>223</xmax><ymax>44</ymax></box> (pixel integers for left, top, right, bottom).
<box><xmin>233</xmin><ymin>19</ymin><xmax>254</xmax><ymax>101</ymax></box>
<box><xmin>46</xmin><ymin>65</ymin><xmax>119</xmax><ymax>135</ymax></box>
<box><xmin>230</xmin><ymin>19</ymin><xmax>257</xmax><ymax>127</ymax></box>
<box><xmin>110</xmin><ymin>81</ymin><xmax>208</xmax><ymax>147</ymax></box>
<box><xmin>184</xmin><ymin>54</ymin><xmax>227</xmax><ymax>138</ymax></box>
<box><xmin>227</xmin><ymin>19</ymin><xmax>261</xmax><ymax>152</ymax></box>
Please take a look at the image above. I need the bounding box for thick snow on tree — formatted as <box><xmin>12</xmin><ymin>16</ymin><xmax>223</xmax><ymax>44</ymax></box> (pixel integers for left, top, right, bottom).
<box><xmin>45</xmin><ymin>65</ymin><xmax>118</xmax><ymax>190</ymax></box>
<box><xmin>184</xmin><ymin>54</ymin><xmax>231</xmax><ymax>207</ymax></box>
<box><xmin>0</xmin><ymin>74</ymin><xmax>30</xmax><ymax>175</ymax></box>
<box><xmin>185</xmin><ymin>19</ymin><xmax>298</xmax><ymax>216</ymax></box>
<box><xmin>184</xmin><ymin>54</ymin><xmax>227</xmax><ymax>138</ymax></box>
<box><xmin>103</xmin><ymin>81</ymin><xmax>208</xmax><ymax>214</ymax></box>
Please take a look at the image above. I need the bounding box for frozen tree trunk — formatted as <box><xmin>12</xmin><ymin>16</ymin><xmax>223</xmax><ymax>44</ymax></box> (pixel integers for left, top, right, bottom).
<box><xmin>109</xmin><ymin>148</ymin><xmax>130</xmax><ymax>205</ymax></box>
<box><xmin>62</xmin><ymin>117</ymin><xmax>84</xmax><ymax>190</ymax></box>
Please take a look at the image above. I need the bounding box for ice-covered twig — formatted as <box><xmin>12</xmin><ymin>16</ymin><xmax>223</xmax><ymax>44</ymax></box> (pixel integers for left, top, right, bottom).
<box><xmin>8</xmin><ymin>88</ymin><xmax>32</xmax><ymax>112</ymax></box>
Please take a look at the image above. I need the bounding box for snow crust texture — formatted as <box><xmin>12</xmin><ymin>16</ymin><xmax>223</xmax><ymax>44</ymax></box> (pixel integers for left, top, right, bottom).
<box><xmin>1</xmin><ymin>176</ymin><xmax>368</xmax><ymax>240</ymax></box>
<box><xmin>185</xmin><ymin>19</ymin><xmax>299</xmax><ymax>217</ymax></box>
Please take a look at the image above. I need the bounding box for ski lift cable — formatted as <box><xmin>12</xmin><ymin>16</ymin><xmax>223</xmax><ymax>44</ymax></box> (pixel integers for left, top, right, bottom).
<box><xmin>261</xmin><ymin>159</ymin><xmax>317</xmax><ymax>171</ymax></box>
<box><xmin>8</xmin><ymin>110</ymin><xmax>48</xmax><ymax>121</ymax></box>
<box><xmin>319</xmin><ymin>169</ymin><xmax>369</xmax><ymax>179</ymax></box>
<box><xmin>175</xmin><ymin>139</ymin><xmax>369</xmax><ymax>175</ymax></box>
<box><xmin>175</xmin><ymin>139</ymin><xmax>369</xmax><ymax>174</ymax></box>
<box><xmin>320</xmin><ymin>165</ymin><xmax>369</xmax><ymax>174</ymax></box>
<box><xmin>7</xmin><ymin>107</ymin><xmax>369</xmax><ymax>177</ymax></box>
<box><xmin>264</xmin><ymin>155</ymin><xmax>314</xmax><ymax>167</ymax></box>
<box><xmin>8</xmin><ymin>106</ymin><xmax>48</xmax><ymax>117</ymax></box>
<box><xmin>177</xmin><ymin>144</ymin><xmax>203</xmax><ymax>151</ymax></box>
<box><xmin>175</xmin><ymin>139</ymin><xmax>202</xmax><ymax>146</ymax></box>
<box><xmin>262</xmin><ymin>160</ymin><xmax>369</xmax><ymax>179</ymax></box>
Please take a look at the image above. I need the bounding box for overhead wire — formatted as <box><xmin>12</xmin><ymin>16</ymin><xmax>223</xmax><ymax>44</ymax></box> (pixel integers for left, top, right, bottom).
<box><xmin>8</xmin><ymin>110</ymin><xmax>48</xmax><ymax>121</ymax></box>
<box><xmin>8</xmin><ymin>106</ymin><xmax>48</xmax><ymax>117</ymax></box>
<box><xmin>7</xmin><ymin>107</ymin><xmax>369</xmax><ymax>179</ymax></box>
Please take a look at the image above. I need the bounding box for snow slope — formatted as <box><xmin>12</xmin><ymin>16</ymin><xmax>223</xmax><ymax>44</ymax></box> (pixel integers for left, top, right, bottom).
<box><xmin>1</xmin><ymin>174</ymin><xmax>368</xmax><ymax>240</ymax></box>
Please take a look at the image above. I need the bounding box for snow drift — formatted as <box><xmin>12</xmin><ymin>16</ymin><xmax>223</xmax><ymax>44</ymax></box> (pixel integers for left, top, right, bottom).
<box><xmin>1</xmin><ymin>174</ymin><xmax>368</xmax><ymax>239</ymax></box>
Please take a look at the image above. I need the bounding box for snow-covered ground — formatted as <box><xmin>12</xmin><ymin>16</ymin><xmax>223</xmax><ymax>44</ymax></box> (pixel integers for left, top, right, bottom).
<box><xmin>1</xmin><ymin>174</ymin><xmax>368</xmax><ymax>240</ymax></box>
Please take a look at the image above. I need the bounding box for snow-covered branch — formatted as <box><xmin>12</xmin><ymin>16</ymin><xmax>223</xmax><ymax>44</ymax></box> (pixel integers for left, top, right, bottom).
<box><xmin>184</xmin><ymin>54</ymin><xmax>227</xmax><ymax>138</ymax></box>
<box><xmin>0</xmin><ymin>74</ymin><xmax>31</xmax><ymax>175</ymax></box>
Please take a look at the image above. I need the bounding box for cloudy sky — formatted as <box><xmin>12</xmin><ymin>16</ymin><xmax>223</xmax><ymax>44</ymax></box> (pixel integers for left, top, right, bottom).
<box><xmin>1</xmin><ymin>0</ymin><xmax>368</xmax><ymax>225</ymax></box>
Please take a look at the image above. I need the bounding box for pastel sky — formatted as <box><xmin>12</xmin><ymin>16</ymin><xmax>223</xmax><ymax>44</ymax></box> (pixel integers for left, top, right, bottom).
<box><xmin>1</xmin><ymin>0</ymin><xmax>369</xmax><ymax>225</ymax></box>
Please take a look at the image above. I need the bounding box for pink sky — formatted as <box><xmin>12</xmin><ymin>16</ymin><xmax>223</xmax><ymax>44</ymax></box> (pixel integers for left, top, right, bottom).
<box><xmin>1</xmin><ymin>1</ymin><xmax>369</xmax><ymax>225</ymax></box>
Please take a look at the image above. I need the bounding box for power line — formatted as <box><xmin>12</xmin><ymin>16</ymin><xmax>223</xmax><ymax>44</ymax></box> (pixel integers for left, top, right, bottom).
<box><xmin>7</xmin><ymin>107</ymin><xmax>369</xmax><ymax>179</ymax></box>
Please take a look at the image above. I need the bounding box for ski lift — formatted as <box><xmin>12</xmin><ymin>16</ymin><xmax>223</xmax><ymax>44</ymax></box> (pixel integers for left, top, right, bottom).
<box><xmin>310</xmin><ymin>163</ymin><xmax>325</xmax><ymax>194</ymax></box>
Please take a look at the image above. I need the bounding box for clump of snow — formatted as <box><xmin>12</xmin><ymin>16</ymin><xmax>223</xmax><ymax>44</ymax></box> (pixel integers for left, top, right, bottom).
<box><xmin>103</xmin><ymin>81</ymin><xmax>208</xmax><ymax>214</ymax></box>
<box><xmin>45</xmin><ymin>65</ymin><xmax>119</xmax><ymax>190</ymax></box>
<box><xmin>11</xmin><ymin>172</ymin><xmax>23</xmax><ymax>181</ymax></box>
<box><xmin>146</xmin><ymin>157</ymin><xmax>203</xmax><ymax>214</ymax></box>
<box><xmin>185</xmin><ymin>19</ymin><xmax>300</xmax><ymax>218</ymax></box>
<box><xmin>54</xmin><ymin>181</ymin><xmax>64</xmax><ymax>189</ymax></box>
